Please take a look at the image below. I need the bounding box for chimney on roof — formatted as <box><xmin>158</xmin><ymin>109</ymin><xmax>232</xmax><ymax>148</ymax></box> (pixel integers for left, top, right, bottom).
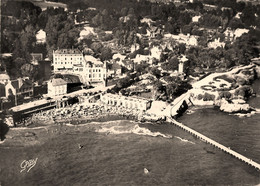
<box><xmin>18</xmin><ymin>78</ymin><xmax>23</xmax><ymax>87</ymax></box>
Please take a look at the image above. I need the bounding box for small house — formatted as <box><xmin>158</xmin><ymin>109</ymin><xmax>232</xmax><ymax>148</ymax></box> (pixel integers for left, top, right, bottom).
<box><xmin>5</xmin><ymin>78</ymin><xmax>33</xmax><ymax>97</ymax></box>
<box><xmin>47</xmin><ymin>78</ymin><xmax>67</xmax><ymax>96</ymax></box>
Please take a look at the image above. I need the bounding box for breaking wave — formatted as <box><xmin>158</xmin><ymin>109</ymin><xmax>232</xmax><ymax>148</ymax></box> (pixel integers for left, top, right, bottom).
<box><xmin>97</xmin><ymin>124</ymin><xmax>172</xmax><ymax>139</ymax></box>
<box><xmin>174</xmin><ymin>136</ymin><xmax>195</xmax><ymax>144</ymax></box>
<box><xmin>233</xmin><ymin>108</ymin><xmax>260</xmax><ymax>118</ymax></box>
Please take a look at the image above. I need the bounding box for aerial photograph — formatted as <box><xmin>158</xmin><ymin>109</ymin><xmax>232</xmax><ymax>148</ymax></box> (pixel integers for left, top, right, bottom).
<box><xmin>0</xmin><ymin>0</ymin><xmax>260</xmax><ymax>185</ymax></box>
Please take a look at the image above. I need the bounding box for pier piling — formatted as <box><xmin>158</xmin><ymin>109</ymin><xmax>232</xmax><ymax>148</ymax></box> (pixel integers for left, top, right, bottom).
<box><xmin>169</xmin><ymin>118</ymin><xmax>260</xmax><ymax>171</ymax></box>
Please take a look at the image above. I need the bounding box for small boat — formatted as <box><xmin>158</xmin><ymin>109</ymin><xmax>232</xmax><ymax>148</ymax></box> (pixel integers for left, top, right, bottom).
<box><xmin>144</xmin><ymin>168</ymin><xmax>149</xmax><ymax>174</ymax></box>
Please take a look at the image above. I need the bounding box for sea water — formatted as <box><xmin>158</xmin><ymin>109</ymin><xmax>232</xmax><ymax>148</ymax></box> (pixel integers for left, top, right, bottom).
<box><xmin>164</xmin><ymin>79</ymin><xmax>260</xmax><ymax>185</ymax></box>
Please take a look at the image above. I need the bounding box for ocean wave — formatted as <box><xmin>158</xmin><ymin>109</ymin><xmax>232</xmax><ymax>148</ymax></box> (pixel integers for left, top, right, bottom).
<box><xmin>255</xmin><ymin>108</ymin><xmax>260</xmax><ymax>113</ymax></box>
<box><xmin>186</xmin><ymin>110</ymin><xmax>195</xmax><ymax>115</ymax></box>
<box><xmin>65</xmin><ymin>120</ymin><xmax>135</xmax><ymax>127</ymax></box>
<box><xmin>11</xmin><ymin>126</ymin><xmax>49</xmax><ymax>130</ymax></box>
<box><xmin>97</xmin><ymin>124</ymin><xmax>172</xmax><ymax>139</ymax></box>
<box><xmin>232</xmin><ymin>108</ymin><xmax>260</xmax><ymax>118</ymax></box>
<box><xmin>174</xmin><ymin>136</ymin><xmax>195</xmax><ymax>144</ymax></box>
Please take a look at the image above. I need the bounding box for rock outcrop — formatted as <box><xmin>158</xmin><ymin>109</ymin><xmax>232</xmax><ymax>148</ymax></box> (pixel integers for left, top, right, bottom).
<box><xmin>219</xmin><ymin>99</ymin><xmax>253</xmax><ymax>113</ymax></box>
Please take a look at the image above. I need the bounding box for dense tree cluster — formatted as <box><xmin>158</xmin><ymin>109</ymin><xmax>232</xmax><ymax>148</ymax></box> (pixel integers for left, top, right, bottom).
<box><xmin>45</xmin><ymin>11</ymin><xmax>79</xmax><ymax>58</ymax></box>
<box><xmin>1</xmin><ymin>3</ymin><xmax>80</xmax><ymax>79</ymax></box>
<box><xmin>153</xmin><ymin>76</ymin><xmax>192</xmax><ymax>101</ymax></box>
<box><xmin>1</xmin><ymin>0</ymin><xmax>260</xmax><ymax>81</ymax></box>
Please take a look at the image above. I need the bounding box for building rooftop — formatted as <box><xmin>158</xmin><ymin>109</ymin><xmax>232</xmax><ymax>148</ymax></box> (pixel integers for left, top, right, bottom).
<box><xmin>104</xmin><ymin>93</ymin><xmax>150</xmax><ymax>102</ymax></box>
<box><xmin>62</xmin><ymin>75</ymin><xmax>81</xmax><ymax>84</ymax></box>
<box><xmin>11</xmin><ymin>99</ymin><xmax>55</xmax><ymax>112</ymax></box>
<box><xmin>10</xmin><ymin>78</ymin><xmax>32</xmax><ymax>89</ymax></box>
<box><xmin>0</xmin><ymin>73</ymin><xmax>10</xmax><ymax>80</ymax></box>
<box><xmin>84</xmin><ymin>55</ymin><xmax>103</xmax><ymax>65</ymax></box>
<box><xmin>49</xmin><ymin>78</ymin><xmax>67</xmax><ymax>86</ymax></box>
<box><xmin>54</xmin><ymin>49</ymin><xmax>82</xmax><ymax>55</ymax></box>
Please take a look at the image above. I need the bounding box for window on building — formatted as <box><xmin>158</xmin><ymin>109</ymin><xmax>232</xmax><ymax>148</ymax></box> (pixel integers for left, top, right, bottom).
<box><xmin>61</xmin><ymin>62</ymin><xmax>63</xmax><ymax>64</ymax></box>
<box><xmin>71</xmin><ymin>58</ymin><xmax>72</xmax><ymax>60</ymax></box>
<box><xmin>65</xmin><ymin>58</ymin><xmax>66</xmax><ymax>60</ymax></box>
<box><xmin>89</xmin><ymin>69</ymin><xmax>91</xmax><ymax>72</ymax></box>
<box><xmin>99</xmin><ymin>74</ymin><xmax>101</xmax><ymax>77</ymax></box>
<box><xmin>89</xmin><ymin>74</ymin><xmax>91</xmax><ymax>78</ymax></box>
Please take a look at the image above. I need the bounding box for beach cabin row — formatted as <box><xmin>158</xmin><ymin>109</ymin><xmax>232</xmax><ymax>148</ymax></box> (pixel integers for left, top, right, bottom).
<box><xmin>101</xmin><ymin>93</ymin><xmax>151</xmax><ymax>111</ymax></box>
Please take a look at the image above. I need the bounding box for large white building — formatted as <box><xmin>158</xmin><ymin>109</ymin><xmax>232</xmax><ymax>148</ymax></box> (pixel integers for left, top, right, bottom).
<box><xmin>52</xmin><ymin>49</ymin><xmax>107</xmax><ymax>84</ymax></box>
<box><xmin>74</xmin><ymin>55</ymin><xmax>107</xmax><ymax>83</ymax></box>
<box><xmin>53</xmin><ymin>49</ymin><xmax>84</xmax><ymax>72</ymax></box>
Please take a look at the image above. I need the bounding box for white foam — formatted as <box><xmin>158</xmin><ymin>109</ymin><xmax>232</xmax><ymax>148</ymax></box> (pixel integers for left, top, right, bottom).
<box><xmin>174</xmin><ymin>136</ymin><xmax>195</xmax><ymax>144</ymax></box>
<box><xmin>98</xmin><ymin>124</ymin><xmax>172</xmax><ymax>139</ymax></box>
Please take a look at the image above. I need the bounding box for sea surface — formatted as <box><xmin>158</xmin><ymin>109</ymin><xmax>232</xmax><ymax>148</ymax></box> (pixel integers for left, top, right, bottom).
<box><xmin>1</xmin><ymin>80</ymin><xmax>260</xmax><ymax>186</ymax></box>
<box><xmin>140</xmin><ymin>78</ymin><xmax>260</xmax><ymax>185</ymax></box>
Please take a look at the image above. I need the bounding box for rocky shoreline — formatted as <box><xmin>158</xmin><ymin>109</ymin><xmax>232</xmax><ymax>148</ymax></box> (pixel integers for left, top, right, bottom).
<box><xmin>9</xmin><ymin>63</ymin><xmax>260</xmax><ymax>128</ymax></box>
<box><xmin>190</xmin><ymin>63</ymin><xmax>260</xmax><ymax>115</ymax></box>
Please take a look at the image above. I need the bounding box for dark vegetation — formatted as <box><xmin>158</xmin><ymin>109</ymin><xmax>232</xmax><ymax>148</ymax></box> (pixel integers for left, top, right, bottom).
<box><xmin>1</xmin><ymin>0</ymin><xmax>260</xmax><ymax>80</ymax></box>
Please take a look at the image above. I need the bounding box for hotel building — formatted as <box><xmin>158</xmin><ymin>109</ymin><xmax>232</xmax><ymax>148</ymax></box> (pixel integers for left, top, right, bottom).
<box><xmin>52</xmin><ymin>49</ymin><xmax>106</xmax><ymax>84</ymax></box>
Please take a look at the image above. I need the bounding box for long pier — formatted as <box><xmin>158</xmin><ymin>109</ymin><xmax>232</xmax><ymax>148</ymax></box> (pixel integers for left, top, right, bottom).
<box><xmin>169</xmin><ymin>118</ymin><xmax>260</xmax><ymax>171</ymax></box>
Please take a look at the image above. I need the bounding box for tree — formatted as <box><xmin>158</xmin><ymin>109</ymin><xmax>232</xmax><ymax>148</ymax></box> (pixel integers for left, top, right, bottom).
<box><xmin>165</xmin><ymin>22</ymin><xmax>179</xmax><ymax>34</ymax></box>
<box><xmin>182</xmin><ymin>25</ymin><xmax>192</xmax><ymax>35</ymax></box>
<box><xmin>168</xmin><ymin>57</ymin><xmax>179</xmax><ymax>71</ymax></box>
<box><xmin>228</xmin><ymin>18</ymin><xmax>245</xmax><ymax>30</ymax></box>
<box><xmin>199</xmin><ymin>14</ymin><xmax>222</xmax><ymax>29</ymax></box>
<box><xmin>37</xmin><ymin>11</ymin><xmax>49</xmax><ymax>29</ymax></box>
<box><xmin>153</xmin><ymin>80</ymin><xmax>165</xmax><ymax>100</ymax></box>
<box><xmin>100</xmin><ymin>47</ymin><xmax>113</xmax><ymax>61</ymax></box>
<box><xmin>202</xmin><ymin>52</ymin><xmax>215</xmax><ymax>69</ymax></box>
<box><xmin>178</xmin><ymin>12</ymin><xmax>192</xmax><ymax>26</ymax></box>
<box><xmin>178</xmin><ymin>43</ymin><xmax>186</xmax><ymax>54</ymax></box>
<box><xmin>45</xmin><ymin>13</ymin><xmax>79</xmax><ymax>58</ymax></box>
<box><xmin>135</xmin><ymin>62</ymin><xmax>149</xmax><ymax>74</ymax></box>
<box><xmin>12</xmin><ymin>25</ymin><xmax>36</xmax><ymax>62</ymax></box>
<box><xmin>150</xmin><ymin>67</ymin><xmax>161</xmax><ymax>79</ymax></box>
<box><xmin>90</xmin><ymin>42</ymin><xmax>103</xmax><ymax>53</ymax></box>
<box><xmin>235</xmin><ymin>1</ymin><xmax>246</xmax><ymax>12</ymax></box>
<box><xmin>154</xmin><ymin>80</ymin><xmax>164</xmax><ymax>93</ymax></box>
<box><xmin>12</xmin><ymin>58</ymin><xmax>27</xmax><ymax>77</ymax></box>
<box><xmin>166</xmin><ymin>83</ymin><xmax>178</xmax><ymax>99</ymax></box>
<box><xmin>21</xmin><ymin>63</ymin><xmax>38</xmax><ymax>80</ymax></box>
<box><xmin>240</xmin><ymin>4</ymin><xmax>256</xmax><ymax>27</ymax></box>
